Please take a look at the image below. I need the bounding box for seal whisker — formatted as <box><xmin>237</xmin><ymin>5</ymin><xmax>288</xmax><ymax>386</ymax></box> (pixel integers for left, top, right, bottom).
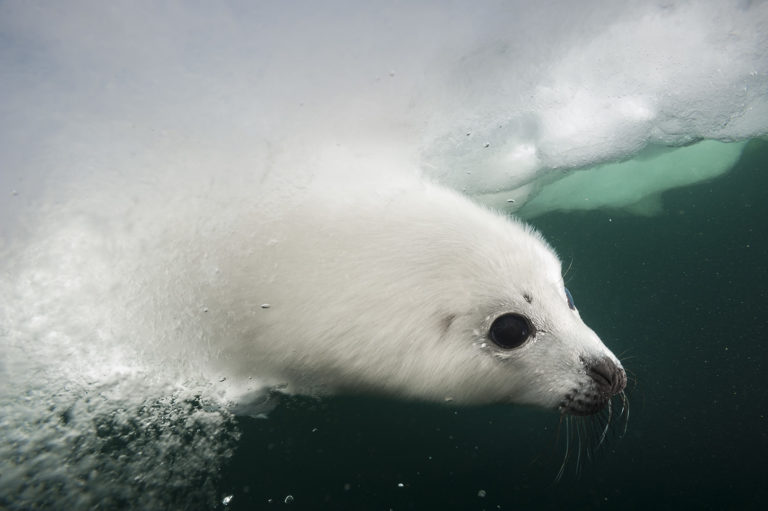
<box><xmin>575</xmin><ymin>417</ymin><xmax>584</xmax><ymax>477</ymax></box>
<box><xmin>616</xmin><ymin>347</ymin><xmax>636</xmax><ymax>359</ymax></box>
<box><xmin>553</xmin><ymin>384</ymin><xmax>629</xmax><ymax>482</ymax></box>
<box><xmin>626</xmin><ymin>367</ymin><xmax>640</xmax><ymax>383</ymax></box>
<box><xmin>620</xmin><ymin>391</ymin><xmax>630</xmax><ymax>437</ymax></box>
<box><xmin>586</xmin><ymin>408</ymin><xmax>603</xmax><ymax>449</ymax></box>
<box><xmin>563</xmin><ymin>257</ymin><xmax>575</xmax><ymax>282</ymax></box>
<box><xmin>597</xmin><ymin>398</ymin><xmax>612</xmax><ymax>448</ymax></box>
<box><xmin>593</xmin><ymin>417</ymin><xmax>602</xmax><ymax>455</ymax></box>
<box><xmin>618</xmin><ymin>391</ymin><xmax>628</xmax><ymax>418</ymax></box>
<box><xmin>555</xmin><ymin>415</ymin><xmax>570</xmax><ymax>483</ymax></box>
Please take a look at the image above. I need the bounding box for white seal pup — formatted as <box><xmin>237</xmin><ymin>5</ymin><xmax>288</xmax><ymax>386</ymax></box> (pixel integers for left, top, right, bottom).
<box><xmin>168</xmin><ymin>177</ymin><xmax>627</xmax><ymax>415</ymax></box>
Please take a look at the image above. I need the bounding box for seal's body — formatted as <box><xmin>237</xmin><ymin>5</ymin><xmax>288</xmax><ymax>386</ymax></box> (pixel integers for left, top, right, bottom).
<box><xmin>3</xmin><ymin>176</ymin><xmax>624</xmax><ymax>415</ymax></box>
<box><xmin>161</xmin><ymin>178</ymin><xmax>626</xmax><ymax>413</ymax></box>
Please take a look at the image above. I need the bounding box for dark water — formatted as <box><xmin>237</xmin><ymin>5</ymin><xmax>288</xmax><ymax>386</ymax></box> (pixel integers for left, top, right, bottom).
<box><xmin>217</xmin><ymin>139</ymin><xmax>768</xmax><ymax>511</ymax></box>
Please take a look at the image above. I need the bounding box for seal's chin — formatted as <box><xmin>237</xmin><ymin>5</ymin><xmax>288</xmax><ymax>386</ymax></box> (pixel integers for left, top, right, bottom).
<box><xmin>559</xmin><ymin>357</ymin><xmax>627</xmax><ymax>416</ymax></box>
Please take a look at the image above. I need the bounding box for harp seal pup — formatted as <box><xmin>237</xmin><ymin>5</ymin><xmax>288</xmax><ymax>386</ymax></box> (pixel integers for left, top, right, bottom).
<box><xmin>186</xmin><ymin>178</ymin><xmax>626</xmax><ymax>416</ymax></box>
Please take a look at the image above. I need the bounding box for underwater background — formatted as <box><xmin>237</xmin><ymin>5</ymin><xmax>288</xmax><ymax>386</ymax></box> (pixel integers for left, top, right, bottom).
<box><xmin>1</xmin><ymin>2</ymin><xmax>767</xmax><ymax>510</ymax></box>
<box><xmin>217</xmin><ymin>140</ymin><xmax>768</xmax><ymax>511</ymax></box>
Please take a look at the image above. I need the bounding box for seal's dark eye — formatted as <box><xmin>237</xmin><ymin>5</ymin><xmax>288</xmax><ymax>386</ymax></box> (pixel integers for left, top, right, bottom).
<box><xmin>564</xmin><ymin>287</ymin><xmax>576</xmax><ymax>310</ymax></box>
<box><xmin>489</xmin><ymin>313</ymin><xmax>533</xmax><ymax>349</ymax></box>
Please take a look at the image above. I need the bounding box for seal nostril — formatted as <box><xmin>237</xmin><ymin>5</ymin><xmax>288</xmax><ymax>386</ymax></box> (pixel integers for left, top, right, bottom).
<box><xmin>588</xmin><ymin>365</ymin><xmax>611</xmax><ymax>389</ymax></box>
<box><xmin>586</xmin><ymin>357</ymin><xmax>623</xmax><ymax>395</ymax></box>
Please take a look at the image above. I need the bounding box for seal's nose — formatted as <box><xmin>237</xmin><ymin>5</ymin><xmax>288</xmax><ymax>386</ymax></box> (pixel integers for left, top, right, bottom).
<box><xmin>587</xmin><ymin>357</ymin><xmax>626</xmax><ymax>396</ymax></box>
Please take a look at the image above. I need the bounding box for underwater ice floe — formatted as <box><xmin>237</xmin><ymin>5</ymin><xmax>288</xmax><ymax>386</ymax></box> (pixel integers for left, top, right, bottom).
<box><xmin>513</xmin><ymin>140</ymin><xmax>748</xmax><ymax>217</ymax></box>
<box><xmin>418</xmin><ymin>0</ymin><xmax>767</xmax><ymax>214</ymax></box>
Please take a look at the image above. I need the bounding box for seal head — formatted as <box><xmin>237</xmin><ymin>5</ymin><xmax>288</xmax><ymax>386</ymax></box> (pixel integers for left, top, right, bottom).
<box><xmin>197</xmin><ymin>181</ymin><xmax>626</xmax><ymax>415</ymax></box>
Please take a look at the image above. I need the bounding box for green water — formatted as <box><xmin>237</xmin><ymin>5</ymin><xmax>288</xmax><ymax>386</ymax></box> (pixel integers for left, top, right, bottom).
<box><xmin>218</xmin><ymin>139</ymin><xmax>768</xmax><ymax>510</ymax></box>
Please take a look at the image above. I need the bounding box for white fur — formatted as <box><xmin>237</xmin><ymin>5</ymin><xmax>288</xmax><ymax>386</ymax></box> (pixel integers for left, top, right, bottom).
<box><xmin>139</xmin><ymin>177</ymin><xmax>622</xmax><ymax>408</ymax></box>
<box><xmin>2</xmin><ymin>175</ymin><xmax>622</xmax><ymax>411</ymax></box>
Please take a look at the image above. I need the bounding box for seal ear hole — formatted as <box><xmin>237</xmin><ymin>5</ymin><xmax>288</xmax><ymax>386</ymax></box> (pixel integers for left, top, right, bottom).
<box><xmin>523</xmin><ymin>293</ymin><xmax>533</xmax><ymax>304</ymax></box>
<box><xmin>440</xmin><ymin>313</ymin><xmax>457</xmax><ymax>335</ymax></box>
<box><xmin>489</xmin><ymin>313</ymin><xmax>533</xmax><ymax>349</ymax></box>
